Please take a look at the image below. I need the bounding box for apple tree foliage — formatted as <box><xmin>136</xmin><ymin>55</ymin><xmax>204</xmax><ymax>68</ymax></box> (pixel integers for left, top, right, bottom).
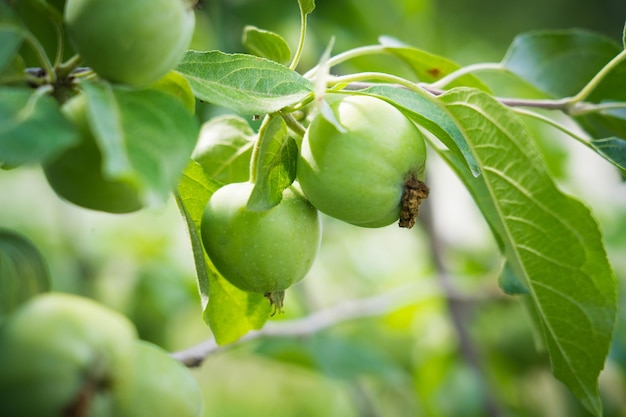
<box><xmin>1</xmin><ymin>0</ymin><xmax>625</xmax><ymax>415</ymax></box>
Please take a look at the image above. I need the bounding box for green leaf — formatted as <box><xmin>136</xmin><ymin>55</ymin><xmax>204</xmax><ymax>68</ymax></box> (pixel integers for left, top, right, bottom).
<box><xmin>0</xmin><ymin>229</ymin><xmax>50</xmax><ymax>323</ymax></box>
<box><xmin>313</xmin><ymin>38</ymin><xmax>346</xmax><ymax>133</ymax></box>
<box><xmin>439</xmin><ymin>88</ymin><xmax>617</xmax><ymax>417</ymax></box>
<box><xmin>379</xmin><ymin>40</ymin><xmax>491</xmax><ymax>92</ymax></box>
<box><xmin>80</xmin><ymin>82</ymin><xmax>134</xmax><ymax>178</ymax></box>
<box><xmin>176</xmin><ymin>162</ymin><xmax>271</xmax><ymax>345</ymax></box>
<box><xmin>440</xmin><ymin>148</ymin><xmax>530</xmax><ymax>296</ymax></box>
<box><xmin>498</xmin><ymin>261</ymin><xmax>529</xmax><ymax>295</ymax></box>
<box><xmin>192</xmin><ymin>115</ymin><xmax>256</xmax><ymax>184</ymax></box>
<box><xmin>440</xmin><ymin>149</ymin><xmax>506</xmax><ymax>249</ymax></box>
<box><xmin>247</xmin><ymin>116</ymin><xmax>298</xmax><ymax>211</ymax></box>
<box><xmin>298</xmin><ymin>0</ymin><xmax>315</xmax><ymax>15</ymax></box>
<box><xmin>588</xmin><ymin>60</ymin><xmax>626</xmax><ymax>103</ymax></box>
<box><xmin>360</xmin><ymin>85</ymin><xmax>480</xmax><ymax>176</ymax></box>
<box><xmin>590</xmin><ymin>137</ymin><xmax>626</xmax><ymax>174</ymax></box>
<box><xmin>0</xmin><ymin>22</ymin><xmax>24</xmax><ymax>74</ymax></box>
<box><xmin>81</xmin><ymin>82</ymin><xmax>200</xmax><ymax>207</ymax></box>
<box><xmin>576</xmin><ymin>110</ymin><xmax>626</xmax><ymax>173</ymax></box>
<box><xmin>205</xmin><ymin>272</ymin><xmax>272</xmax><ymax>345</ymax></box>
<box><xmin>176</xmin><ymin>50</ymin><xmax>314</xmax><ymax>115</ymax></box>
<box><xmin>28</xmin><ymin>0</ymin><xmax>64</xmax><ymax>22</ymax></box>
<box><xmin>502</xmin><ymin>29</ymin><xmax>621</xmax><ymax>98</ymax></box>
<box><xmin>242</xmin><ymin>25</ymin><xmax>291</xmax><ymax>65</ymax></box>
<box><xmin>0</xmin><ymin>86</ymin><xmax>79</xmax><ymax>165</ymax></box>
<box><xmin>176</xmin><ymin>161</ymin><xmax>220</xmax><ymax>310</ymax></box>
<box><xmin>0</xmin><ymin>54</ymin><xmax>26</xmax><ymax>85</ymax></box>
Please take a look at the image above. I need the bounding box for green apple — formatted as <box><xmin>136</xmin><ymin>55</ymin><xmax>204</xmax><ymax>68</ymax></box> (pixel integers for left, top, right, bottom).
<box><xmin>0</xmin><ymin>293</ymin><xmax>137</xmax><ymax>417</ymax></box>
<box><xmin>297</xmin><ymin>95</ymin><xmax>428</xmax><ymax>228</ymax></box>
<box><xmin>64</xmin><ymin>0</ymin><xmax>195</xmax><ymax>87</ymax></box>
<box><xmin>43</xmin><ymin>94</ymin><xmax>143</xmax><ymax>213</ymax></box>
<box><xmin>201</xmin><ymin>182</ymin><xmax>320</xmax><ymax>303</ymax></box>
<box><xmin>120</xmin><ymin>341</ymin><xmax>202</xmax><ymax>417</ymax></box>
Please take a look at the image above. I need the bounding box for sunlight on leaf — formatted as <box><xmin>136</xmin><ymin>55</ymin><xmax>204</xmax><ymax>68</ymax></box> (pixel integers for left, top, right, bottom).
<box><xmin>205</xmin><ymin>273</ymin><xmax>272</xmax><ymax>346</ymax></box>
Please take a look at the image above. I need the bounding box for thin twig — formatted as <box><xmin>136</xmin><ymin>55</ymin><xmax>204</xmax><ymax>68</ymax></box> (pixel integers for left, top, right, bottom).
<box><xmin>171</xmin><ymin>284</ymin><xmax>423</xmax><ymax>366</ymax></box>
<box><xmin>172</xmin><ymin>282</ymin><xmax>505</xmax><ymax>367</ymax></box>
<box><xmin>341</xmin><ymin>79</ymin><xmax>574</xmax><ymax>111</ymax></box>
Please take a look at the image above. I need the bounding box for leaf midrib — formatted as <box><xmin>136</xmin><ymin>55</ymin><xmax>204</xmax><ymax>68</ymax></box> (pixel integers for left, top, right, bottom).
<box><xmin>444</xmin><ymin>95</ymin><xmax>597</xmax><ymax>407</ymax></box>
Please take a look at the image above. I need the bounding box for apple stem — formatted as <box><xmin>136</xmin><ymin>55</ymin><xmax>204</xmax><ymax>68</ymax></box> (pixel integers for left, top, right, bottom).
<box><xmin>399</xmin><ymin>174</ymin><xmax>429</xmax><ymax>229</ymax></box>
<box><xmin>64</xmin><ymin>373</ymin><xmax>108</xmax><ymax>417</ymax></box>
<box><xmin>265</xmin><ymin>291</ymin><xmax>286</xmax><ymax>315</ymax></box>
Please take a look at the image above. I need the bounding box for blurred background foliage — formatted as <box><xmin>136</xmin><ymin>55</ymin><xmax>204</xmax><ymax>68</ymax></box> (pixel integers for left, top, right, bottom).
<box><xmin>2</xmin><ymin>0</ymin><xmax>626</xmax><ymax>416</ymax></box>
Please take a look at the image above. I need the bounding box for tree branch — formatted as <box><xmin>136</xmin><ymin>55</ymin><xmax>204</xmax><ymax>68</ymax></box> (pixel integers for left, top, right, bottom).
<box><xmin>171</xmin><ymin>283</ymin><xmax>503</xmax><ymax>367</ymax></box>
<box><xmin>172</xmin><ymin>284</ymin><xmax>422</xmax><ymax>366</ymax></box>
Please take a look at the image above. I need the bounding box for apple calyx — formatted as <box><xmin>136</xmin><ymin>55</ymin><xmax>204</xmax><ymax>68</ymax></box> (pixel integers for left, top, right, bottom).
<box><xmin>399</xmin><ymin>173</ymin><xmax>429</xmax><ymax>229</ymax></box>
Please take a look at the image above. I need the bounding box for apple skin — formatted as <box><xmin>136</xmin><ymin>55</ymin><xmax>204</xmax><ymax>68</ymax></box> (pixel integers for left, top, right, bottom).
<box><xmin>119</xmin><ymin>341</ymin><xmax>202</xmax><ymax>417</ymax></box>
<box><xmin>43</xmin><ymin>94</ymin><xmax>144</xmax><ymax>214</ymax></box>
<box><xmin>200</xmin><ymin>182</ymin><xmax>321</xmax><ymax>294</ymax></box>
<box><xmin>64</xmin><ymin>0</ymin><xmax>195</xmax><ymax>87</ymax></box>
<box><xmin>297</xmin><ymin>95</ymin><xmax>427</xmax><ymax>228</ymax></box>
<box><xmin>0</xmin><ymin>293</ymin><xmax>137</xmax><ymax>417</ymax></box>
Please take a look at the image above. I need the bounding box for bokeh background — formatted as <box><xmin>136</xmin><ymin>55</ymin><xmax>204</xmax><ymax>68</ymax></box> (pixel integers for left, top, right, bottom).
<box><xmin>2</xmin><ymin>0</ymin><xmax>626</xmax><ymax>416</ymax></box>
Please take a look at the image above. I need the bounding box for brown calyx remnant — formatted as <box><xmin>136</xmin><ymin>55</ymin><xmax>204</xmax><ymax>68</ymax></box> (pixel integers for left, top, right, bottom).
<box><xmin>64</xmin><ymin>372</ymin><xmax>111</xmax><ymax>417</ymax></box>
<box><xmin>264</xmin><ymin>290</ymin><xmax>285</xmax><ymax>316</ymax></box>
<box><xmin>399</xmin><ymin>173</ymin><xmax>430</xmax><ymax>229</ymax></box>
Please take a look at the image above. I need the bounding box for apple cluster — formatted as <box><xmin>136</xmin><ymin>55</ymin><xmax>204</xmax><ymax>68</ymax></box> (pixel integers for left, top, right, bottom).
<box><xmin>22</xmin><ymin>0</ymin><xmax>197</xmax><ymax>213</ymax></box>
<box><xmin>197</xmin><ymin>95</ymin><xmax>428</xmax><ymax>307</ymax></box>
<box><xmin>0</xmin><ymin>293</ymin><xmax>202</xmax><ymax>417</ymax></box>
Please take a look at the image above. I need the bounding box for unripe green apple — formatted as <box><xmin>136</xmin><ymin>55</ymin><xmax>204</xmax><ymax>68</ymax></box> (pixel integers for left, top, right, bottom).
<box><xmin>297</xmin><ymin>95</ymin><xmax>428</xmax><ymax>228</ymax></box>
<box><xmin>120</xmin><ymin>341</ymin><xmax>202</xmax><ymax>417</ymax></box>
<box><xmin>0</xmin><ymin>293</ymin><xmax>137</xmax><ymax>417</ymax></box>
<box><xmin>64</xmin><ymin>0</ymin><xmax>195</xmax><ymax>87</ymax></box>
<box><xmin>43</xmin><ymin>94</ymin><xmax>143</xmax><ymax>213</ymax></box>
<box><xmin>201</xmin><ymin>182</ymin><xmax>320</xmax><ymax>303</ymax></box>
